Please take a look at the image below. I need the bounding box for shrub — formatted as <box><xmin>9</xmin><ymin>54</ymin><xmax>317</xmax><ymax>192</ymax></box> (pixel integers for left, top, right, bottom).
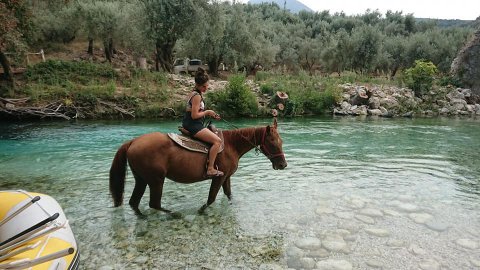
<box><xmin>207</xmin><ymin>75</ymin><xmax>258</xmax><ymax>117</ymax></box>
<box><xmin>25</xmin><ymin>60</ymin><xmax>116</xmax><ymax>85</ymax></box>
<box><xmin>404</xmin><ymin>60</ymin><xmax>438</xmax><ymax>97</ymax></box>
<box><xmin>438</xmin><ymin>75</ymin><xmax>463</xmax><ymax>88</ymax></box>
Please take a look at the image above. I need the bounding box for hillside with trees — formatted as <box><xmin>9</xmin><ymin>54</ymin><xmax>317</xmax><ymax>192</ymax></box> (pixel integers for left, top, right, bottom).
<box><xmin>0</xmin><ymin>0</ymin><xmax>478</xmax><ymax>119</ymax></box>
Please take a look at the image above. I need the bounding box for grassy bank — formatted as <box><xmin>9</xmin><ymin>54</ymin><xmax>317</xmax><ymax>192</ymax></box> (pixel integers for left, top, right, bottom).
<box><xmin>1</xmin><ymin>60</ymin><xmax>350</xmax><ymax>120</ymax></box>
<box><xmin>2</xmin><ymin>60</ymin><xmax>178</xmax><ymax>119</ymax></box>
<box><xmin>4</xmin><ymin>58</ymin><xmax>462</xmax><ymax>120</ymax></box>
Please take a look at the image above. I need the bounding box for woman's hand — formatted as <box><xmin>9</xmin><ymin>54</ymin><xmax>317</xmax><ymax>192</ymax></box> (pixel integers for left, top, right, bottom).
<box><xmin>206</xmin><ymin>110</ymin><xmax>221</xmax><ymax>120</ymax></box>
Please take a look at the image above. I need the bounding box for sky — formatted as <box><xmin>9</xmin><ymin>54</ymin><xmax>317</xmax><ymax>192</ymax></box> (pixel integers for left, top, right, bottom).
<box><xmin>238</xmin><ymin>0</ymin><xmax>480</xmax><ymax>20</ymax></box>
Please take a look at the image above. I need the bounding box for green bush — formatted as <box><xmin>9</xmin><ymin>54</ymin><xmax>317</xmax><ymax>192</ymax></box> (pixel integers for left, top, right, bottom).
<box><xmin>404</xmin><ymin>60</ymin><xmax>438</xmax><ymax>97</ymax></box>
<box><xmin>438</xmin><ymin>75</ymin><xmax>463</xmax><ymax>88</ymax></box>
<box><xmin>207</xmin><ymin>75</ymin><xmax>258</xmax><ymax>117</ymax></box>
<box><xmin>288</xmin><ymin>83</ymin><xmax>341</xmax><ymax>115</ymax></box>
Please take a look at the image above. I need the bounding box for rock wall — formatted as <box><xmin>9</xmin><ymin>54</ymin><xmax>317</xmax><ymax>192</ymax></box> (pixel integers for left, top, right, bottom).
<box><xmin>451</xmin><ymin>28</ymin><xmax>480</xmax><ymax>97</ymax></box>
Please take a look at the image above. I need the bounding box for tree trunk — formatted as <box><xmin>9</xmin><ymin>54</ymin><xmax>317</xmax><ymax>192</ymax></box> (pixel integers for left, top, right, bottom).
<box><xmin>155</xmin><ymin>40</ymin><xmax>175</xmax><ymax>73</ymax></box>
<box><xmin>108</xmin><ymin>38</ymin><xmax>115</xmax><ymax>56</ymax></box>
<box><xmin>104</xmin><ymin>41</ymin><xmax>112</xmax><ymax>62</ymax></box>
<box><xmin>0</xmin><ymin>51</ymin><xmax>15</xmax><ymax>89</ymax></box>
<box><xmin>207</xmin><ymin>56</ymin><xmax>221</xmax><ymax>76</ymax></box>
<box><xmin>390</xmin><ymin>65</ymin><xmax>399</xmax><ymax>79</ymax></box>
<box><xmin>136</xmin><ymin>57</ymin><xmax>147</xmax><ymax>70</ymax></box>
<box><xmin>87</xmin><ymin>38</ymin><xmax>94</xmax><ymax>55</ymax></box>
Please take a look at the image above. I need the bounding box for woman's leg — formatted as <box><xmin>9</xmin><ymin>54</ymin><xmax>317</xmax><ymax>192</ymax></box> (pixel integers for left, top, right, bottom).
<box><xmin>194</xmin><ymin>128</ymin><xmax>223</xmax><ymax>176</ymax></box>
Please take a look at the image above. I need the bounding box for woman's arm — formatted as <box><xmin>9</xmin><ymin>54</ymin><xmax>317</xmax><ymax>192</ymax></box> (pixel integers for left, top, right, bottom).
<box><xmin>191</xmin><ymin>95</ymin><xmax>216</xmax><ymax>120</ymax></box>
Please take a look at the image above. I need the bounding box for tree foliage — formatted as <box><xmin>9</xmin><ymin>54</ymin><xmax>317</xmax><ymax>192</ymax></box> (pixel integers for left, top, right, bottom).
<box><xmin>404</xmin><ymin>60</ymin><xmax>438</xmax><ymax>97</ymax></box>
<box><xmin>0</xmin><ymin>0</ymin><xmax>32</xmax><ymax>89</ymax></box>
<box><xmin>142</xmin><ymin>0</ymin><xmax>199</xmax><ymax>72</ymax></box>
<box><xmin>3</xmin><ymin>0</ymin><xmax>476</xmax><ymax>83</ymax></box>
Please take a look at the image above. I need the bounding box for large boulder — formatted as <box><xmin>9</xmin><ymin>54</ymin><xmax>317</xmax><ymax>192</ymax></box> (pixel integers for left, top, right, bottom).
<box><xmin>451</xmin><ymin>28</ymin><xmax>480</xmax><ymax>99</ymax></box>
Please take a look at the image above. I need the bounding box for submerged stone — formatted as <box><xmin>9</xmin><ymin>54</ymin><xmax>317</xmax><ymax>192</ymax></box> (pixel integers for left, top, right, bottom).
<box><xmin>355</xmin><ymin>214</ymin><xmax>375</xmax><ymax>224</ymax></box>
<box><xmin>424</xmin><ymin>220</ymin><xmax>449</xmax><ymax>232</ymax></box>
<box><xmin>365</xmin><ymin>228</ymin><xmax>390</xmax><ymax>237</ymax></box>
<box><xmin>322</xmin><ymin>234</ymin><xmax>348</xmax><ymax>252</ymax></box>
<box><xmin>455</xmin><ymin>238</ymin><xmax>479</xmax><ymax>249</ymax></box>
<box><xmin>359</xmin><ymin>208</ymin><xmax>384</xmax><ymax>217</ymax></box>
<box><xmin>418</xmin><ymin>259</ymin><xmax>441</xmax><ymax>270</ymax></box>
<box><xmin>335</xmin><ymin>211</ymin><xmax>354</xmax><ymax>219</ymax></box>
<box><xmin>295</xmin><ymin>237</ymin><xmax>322</xmax><ymax>250</ymax></box>
<box><xmin>366</xmin><ymin>259</ymin><xmax>384</xmax><ymax>268</ymax></box>
<box><xmin>315</xmin><ymin>259</ymin><xmax>353</xmax><ymax>270</ymax></box>
<box><xmin>470</xmin><ymin>257</ymin><xmax>480</xmax><ymax>267</ymax></box>
<box><xmin>396</xmin><ymin>203</ymin><xmax>419</xmax><ymax>212</ymax></box>
<box><xmin>408</xmin><ymin>244</ymin><xmax>427</xmax><ymax>255</ymax></box>
<box><xmin>315</xmin><ymin>206</ymin><xmax>335</xmax><ymax>215</ymax></box>
<box><xmin>409</xmin><ymin>213</ymin><xmax>433</xmax><ymax>224</ymax></box>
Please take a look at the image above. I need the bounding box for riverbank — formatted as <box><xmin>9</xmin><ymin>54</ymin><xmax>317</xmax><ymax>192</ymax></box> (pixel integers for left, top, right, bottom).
<box><xmin>334</xmin><ymin>83</ymin><xmax>480</xmax><ymax>117</ymax></box>
<box><xmin>1</xmin><ymin>59</ymin><xmax>479</xmax><ymax>121</ymax></box>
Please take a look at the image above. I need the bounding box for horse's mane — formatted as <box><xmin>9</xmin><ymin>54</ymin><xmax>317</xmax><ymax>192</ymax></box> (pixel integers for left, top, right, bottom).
<box><xmin>223</xmin><ymin>126</ymin><xmax>264</xmax><ymax>150</ymax></box>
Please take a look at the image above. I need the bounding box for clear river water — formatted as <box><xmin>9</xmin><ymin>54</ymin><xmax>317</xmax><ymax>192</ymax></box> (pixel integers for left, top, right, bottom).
<box><xmin>0</xmin><ymin>117</ymin><xmax>479</xmax><ymax>269</ymax></box>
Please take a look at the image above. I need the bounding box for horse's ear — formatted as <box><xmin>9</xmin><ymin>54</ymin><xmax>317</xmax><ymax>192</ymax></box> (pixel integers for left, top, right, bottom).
<box><xmin>273</xmin><ymin>118</ymin><xmax>278</xmax><ymax>129</ymax></box>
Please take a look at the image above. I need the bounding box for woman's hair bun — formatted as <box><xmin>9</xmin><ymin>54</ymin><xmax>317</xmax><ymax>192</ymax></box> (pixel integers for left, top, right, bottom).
<box><xmin>195</xmin><ymin>67</ymin><xmax>209</xmax><ymax>84</ymax></box>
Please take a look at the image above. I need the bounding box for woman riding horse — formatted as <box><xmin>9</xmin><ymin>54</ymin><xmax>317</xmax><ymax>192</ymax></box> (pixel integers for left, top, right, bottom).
<box><xmin>182</xmin><ymin>68</ymin><xmax>223</xmax><ymax>177</ymax></box>
<box><xmin>109</xmin><ymin>119</ymin><xmax>287</xmax><ymax>214</ymax></box>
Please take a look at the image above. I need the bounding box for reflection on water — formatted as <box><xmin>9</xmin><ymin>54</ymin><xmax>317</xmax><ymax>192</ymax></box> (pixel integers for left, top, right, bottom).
<box><xmin>1</xmin><ymin>117</ymin><xmax>479</xmax><ymax>269</ymax></box>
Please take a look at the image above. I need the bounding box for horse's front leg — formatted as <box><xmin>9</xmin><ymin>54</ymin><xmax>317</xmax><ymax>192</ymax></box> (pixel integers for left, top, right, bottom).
<box><xmin>222</xmin><ymin>176</ymin><xmax>232</xmax><ymax>201</ymax></box>
<box><xmin>199</xmin><ymin>177</ymin><xmax>225</xmax><ymax>212</ymax></box>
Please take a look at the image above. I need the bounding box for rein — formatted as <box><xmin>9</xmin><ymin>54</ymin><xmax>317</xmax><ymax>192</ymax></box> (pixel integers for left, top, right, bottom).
<box><xmin>220</xmin><ymin>118</ymin><xmax>284</xmax><ymax>160</ymax></box>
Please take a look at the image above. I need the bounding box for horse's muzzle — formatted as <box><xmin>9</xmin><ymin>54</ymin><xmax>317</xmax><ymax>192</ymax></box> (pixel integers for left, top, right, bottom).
<box><xmin>272</xmin><ymin>160</ymin><xmax>287</xmax><ymax>170</ymax></box>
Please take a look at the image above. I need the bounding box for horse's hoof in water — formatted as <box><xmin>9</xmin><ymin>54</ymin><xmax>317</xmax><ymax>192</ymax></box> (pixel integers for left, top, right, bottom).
<box><xmin>132</xmin><ymin>208</ymin><xmax>145</xmax><ymax>217</ymax></box>
<box><xmin>160</xmin><ymin>207</ymin><xmax>172</xmax><ymax>213</ymax></box>
<box><xmin>198</xmin><ymin>204</ymin><xmax>208</xmax><ymax>213</ymax></box>
<box><xmin>150</xmin><ymin>205</ymin><xmax>172</xmax><ymax>213</ymax></box>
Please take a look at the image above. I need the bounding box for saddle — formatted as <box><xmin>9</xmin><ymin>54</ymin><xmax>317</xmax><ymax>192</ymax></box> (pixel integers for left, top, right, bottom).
<box><xmin>168</xmin><ymin>124</ymin><xmax>224</xmax><ymax>154</ymax></box>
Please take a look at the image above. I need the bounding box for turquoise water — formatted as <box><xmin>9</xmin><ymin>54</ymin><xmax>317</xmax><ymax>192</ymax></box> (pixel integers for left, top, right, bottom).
<box><xmin>1</xmin><ymin>117</ymin><xmax>479</xmax><ymax>269</ymax></box>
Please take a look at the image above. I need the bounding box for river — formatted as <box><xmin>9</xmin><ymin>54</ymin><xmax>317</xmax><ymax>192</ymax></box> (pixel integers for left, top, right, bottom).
<box><xmin>1</xmin><ymin>117</ymin><xmax>479</xmax><ymax>269</ymax></box>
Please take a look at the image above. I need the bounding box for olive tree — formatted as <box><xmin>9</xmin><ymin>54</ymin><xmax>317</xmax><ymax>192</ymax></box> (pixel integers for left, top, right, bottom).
<box><xmin>350</xmin><ymin>25</ymin><xmax>381</xmax><ymax>74</ymax></box>
<box><xmin>381</xmin><ymin>35</ymin><xmax>408</xmax><ymax>77</ymax></box>
<box><xmin>176</xmin><ymin>1</ymin><xmax>227</xmax><ymax>75</ymax></box>
<box><xmin>31</xmin><ymin>2</ymin><xmax>80</xmax><ymax>45</ymax></box>
<box><xmin>141</xmin><ymin>0</ymin><xmax>199</xmax><ymax>72</ymax></box>
<box><xmin>77</xmin><ymin>1</ymin><xmax>126</xmax><ymax>62</ymax></box>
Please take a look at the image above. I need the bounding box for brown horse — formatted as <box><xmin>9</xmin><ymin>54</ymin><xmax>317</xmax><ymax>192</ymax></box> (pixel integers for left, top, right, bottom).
<box><xmin>109</xmin><ymin>119</ymin><xmax>287</xmax><ymax>214</ymax></box>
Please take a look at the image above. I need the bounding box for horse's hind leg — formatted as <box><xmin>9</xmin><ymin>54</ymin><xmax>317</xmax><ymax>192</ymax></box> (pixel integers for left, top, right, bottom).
<box><xmin>129</xmin><ymin>172</ymin><xmax>147</xmax><ymax>216</ymax></box>
<box><xmin>148</xmin><ymin>177</ymin><xmax>171</xmax><ymax>213</ymax></box>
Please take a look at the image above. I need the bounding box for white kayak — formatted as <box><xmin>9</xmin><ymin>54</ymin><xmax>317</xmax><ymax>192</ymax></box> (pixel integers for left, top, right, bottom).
<box><xmin>0</xmin><ymin>190</ymin><xmax>79</xmax><ymax>270</ymax></box>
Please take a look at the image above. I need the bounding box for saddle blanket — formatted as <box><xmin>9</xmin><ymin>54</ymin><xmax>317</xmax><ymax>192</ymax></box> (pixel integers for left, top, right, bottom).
<box><xmin>167</xmin><ymin>132</ymin><xmax>224</xmax><ymax>154</ymax></box>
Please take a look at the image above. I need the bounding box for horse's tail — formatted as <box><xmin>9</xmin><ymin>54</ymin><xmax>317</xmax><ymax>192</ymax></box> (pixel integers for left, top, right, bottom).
<box><xmin>109</xmin><ymin>140</ymin><xmax>133</xmax><ymax>207</ymax></box>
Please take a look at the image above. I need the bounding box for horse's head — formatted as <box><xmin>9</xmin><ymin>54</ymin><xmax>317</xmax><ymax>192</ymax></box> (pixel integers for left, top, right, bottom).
<box><xmin>260</xmin><ymin>118</ymin><xmax>287</xmax><ymax>170</ymax></box>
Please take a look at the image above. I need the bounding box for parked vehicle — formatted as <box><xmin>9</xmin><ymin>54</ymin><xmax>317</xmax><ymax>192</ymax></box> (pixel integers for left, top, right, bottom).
<box><xmin>173</xmin><ymin>58</ymin><xmax>209</xmax><ymax>75</ymax></box>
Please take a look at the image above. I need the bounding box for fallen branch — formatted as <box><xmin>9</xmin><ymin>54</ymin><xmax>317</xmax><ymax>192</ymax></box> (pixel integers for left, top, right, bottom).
<box><xmin>0</xmin><ymin>105</ymin><xmax>71</xmax><ymax>120</ymax></box>
<box><xmin>98</xmin><ymin>99</ymin><xmax>135</xmax><ymax>118</ymax></box>
<box><xmin>0</xmin><ymin>97</ymin><xmax>30</xmax><ymax>105</ymax></box>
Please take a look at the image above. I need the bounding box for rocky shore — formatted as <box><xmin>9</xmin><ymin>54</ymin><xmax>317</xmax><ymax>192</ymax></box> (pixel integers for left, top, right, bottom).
<box><xmin>333</xmin><ymin>83</ymin><xmax>480</xmax><ymax>117</ymax></box>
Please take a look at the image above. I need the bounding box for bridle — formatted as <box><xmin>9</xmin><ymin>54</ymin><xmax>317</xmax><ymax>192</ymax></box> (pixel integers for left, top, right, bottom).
<box><xmin>258</xmin><ymin>126</ymin><xmax>285</xmax><ymax>161</ymax></box>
